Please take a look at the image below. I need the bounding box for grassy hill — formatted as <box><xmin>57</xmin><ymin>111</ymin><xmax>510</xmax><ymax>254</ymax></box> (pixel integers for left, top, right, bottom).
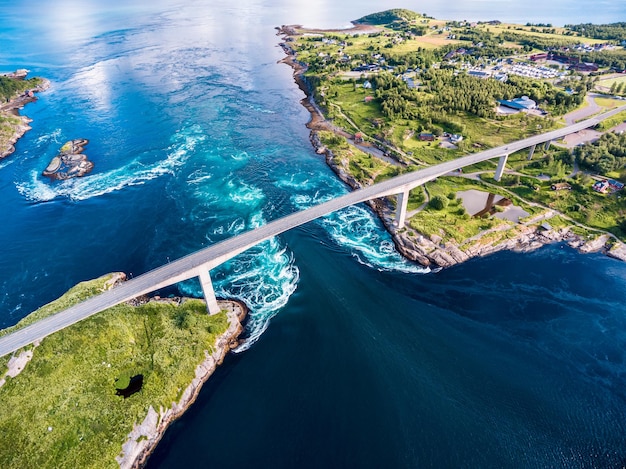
<box><xmin>0</xmin><ymin>273</ymin><xmax>231</xmax><ymax>469</ymax></box>
<box><xmin>355</xmin><ymin>9</ymin><xmax>422</xmax><ymax>25</ymax></box>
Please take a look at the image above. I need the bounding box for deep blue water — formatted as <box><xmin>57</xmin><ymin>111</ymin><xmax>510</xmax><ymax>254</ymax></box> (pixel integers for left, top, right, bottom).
<box><xmin>2</xmin><ymin>1</ymin><xmax>626</xmax><ymax>467</ymax></box>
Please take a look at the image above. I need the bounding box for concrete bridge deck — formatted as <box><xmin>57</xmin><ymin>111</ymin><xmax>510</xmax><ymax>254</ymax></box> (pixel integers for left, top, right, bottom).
<box><xmin>1</xmin><ymin>105</ymin><xmax>624</xmax><ymax>357</ymax></box>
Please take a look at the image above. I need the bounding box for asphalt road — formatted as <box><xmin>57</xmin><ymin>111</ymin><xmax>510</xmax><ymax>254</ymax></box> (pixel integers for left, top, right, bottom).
<box><xmin>1</xmin><ymin>105</ymin><xmax>624</xmax><ymax>358</ymax></box>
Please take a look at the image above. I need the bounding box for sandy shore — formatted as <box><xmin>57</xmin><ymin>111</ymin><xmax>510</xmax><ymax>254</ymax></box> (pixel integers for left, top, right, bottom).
<box><xmin>118</xmin><ymin>298</ymin><xmax>247</xmax><ymax>469</ymax></box>
<box><xmin>277</xmin><ymin>26</ymin><xmax>626</xmax><ymax>268</ymax></box>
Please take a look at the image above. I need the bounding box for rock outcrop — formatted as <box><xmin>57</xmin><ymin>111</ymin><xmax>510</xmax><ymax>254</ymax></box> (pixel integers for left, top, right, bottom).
<box><xmin>43</xmin><ymin>139</ymin><xmax>94</xmax><ymax>180</ymax></box>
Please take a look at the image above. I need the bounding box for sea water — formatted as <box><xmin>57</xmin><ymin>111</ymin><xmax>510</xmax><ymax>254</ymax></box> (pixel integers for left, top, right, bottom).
<box><xmin>1</xmin><ymin>1</ymin><xmax>626</xmax><ymax>467</ymax></box>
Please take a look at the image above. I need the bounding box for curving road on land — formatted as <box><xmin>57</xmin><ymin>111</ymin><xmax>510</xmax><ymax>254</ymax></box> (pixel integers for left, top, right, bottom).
<box><xmin>1</xmin><ymin>104</ymin><xmax>625</xmax><ymax>358</ymax></box>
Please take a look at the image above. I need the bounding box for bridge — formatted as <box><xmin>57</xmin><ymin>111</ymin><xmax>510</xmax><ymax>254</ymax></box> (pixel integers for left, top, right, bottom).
<box><xmin>1</xmin><ymin>105</ymin><xmax>625</xmax><ymax>357</ymax></box>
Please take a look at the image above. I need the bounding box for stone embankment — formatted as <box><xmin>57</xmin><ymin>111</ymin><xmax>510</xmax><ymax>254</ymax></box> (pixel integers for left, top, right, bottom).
<box><xmin>117</xmin><ymin>299</ymin><xmax>247</xmax><ymax>469</ymax></box>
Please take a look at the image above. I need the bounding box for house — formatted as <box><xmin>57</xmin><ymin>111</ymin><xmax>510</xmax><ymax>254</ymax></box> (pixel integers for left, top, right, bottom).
<box><xmin>418</xmin><ymin>133</ymin><xmax>435</xmax><ymax>141</ymax></box>
<box><xmin>450</xmin><ymin>134</ymin><xmax>463</xmax><ymax>144</ymax></box>
<box><xmin>498</xmin><ymin>96</ymin><xmax>537</xmax><ymax>111</ymax></box>
<box><xmin>403</xmin><ymin>77</ymin><xmax>417</xmax><ymax>89</ymax></box>
<box><xmin>593</xmin><ymin>180</ymin><xmax>610</xmax><ymax>193</ymax></box>
<box><xmin>362</xmin><ymin>80</ymin><xmax>372</xmax><ymax>89</ymax></box>
<box><xmin>551</xmin><ymin>182</ymin><xmax>571</xmax><ymax>191</ymax></box>
<box><xmin>354</xmin><ymin>132</ymin><xmax>364</xmax><ymax>143</ymax></box>
<box><xmin>608</xmin><ymin>179</ymin><xmax>624</xmax><ymax>191</ymax></box>
<box><xmin>468</xmin><ymin>70</ymin><xmax>490</xmax><ymax>79</ymax></box>
<box><xmin>7</xmin><ymin>69</ymin><xmax>28</xmax><ymax>79</ymax></box>
<box><xmin>530</xmin><ymin>53</ymin><xmax>548</xmax><ymax>61</ymax></box>
<box><xmin>364</xmin><ymin>96</ymin><xmax>374</xmax><ymax>103</ymax></box>
<box><xmin>569</xmin><ymin>62</ymin><xmax>599</xmax><ymax>72</ymax></box>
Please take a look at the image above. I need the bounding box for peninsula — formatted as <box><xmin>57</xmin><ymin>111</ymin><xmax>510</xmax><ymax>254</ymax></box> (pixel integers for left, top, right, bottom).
<box><xmin>0</xmin><ymin>273</ymin><xmax>247</xmax><ymax>469</ymax></box>
<box><xmin>278</xmin><ymin>9</ymin><xmax>626</xmax><ymax>267</ymax></box>
<box><xmin>0</xmin><ymin>70</ymin><xmax>49</xmax><ymax>159</ymax></box>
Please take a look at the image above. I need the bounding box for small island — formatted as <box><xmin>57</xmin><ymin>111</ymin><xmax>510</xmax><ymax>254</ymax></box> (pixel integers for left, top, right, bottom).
<box><xmin>43</xmin><ymin>139</ymin><xmax>95</xmax><ymax>180</ymax></box>
<box><xmin>0</xmin><ymin>69</ymin><xmax>49</xmax><ymax>159</ymax></box>
<box><xmin>0</xmin><ymin>273</ymin><xmax>247</xmax><ymax>469</ymax></box>
<box><xmin>278</xmin><ymin>9</ymin><xmax>626</xmax><ymax>268</ymax></box>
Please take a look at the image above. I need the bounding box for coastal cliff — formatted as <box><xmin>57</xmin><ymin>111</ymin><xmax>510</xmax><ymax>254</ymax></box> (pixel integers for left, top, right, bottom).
<box><xmin>119</xmin><ymin>300</ymin><xmax>247</xmax><ymax>469</ymax></box>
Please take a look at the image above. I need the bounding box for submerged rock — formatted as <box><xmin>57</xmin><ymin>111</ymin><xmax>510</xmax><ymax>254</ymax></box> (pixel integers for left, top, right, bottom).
<box><xmin>43</xmin><ymin>138</ymin><xmax>94</xmax><ymax>180</ymax></box>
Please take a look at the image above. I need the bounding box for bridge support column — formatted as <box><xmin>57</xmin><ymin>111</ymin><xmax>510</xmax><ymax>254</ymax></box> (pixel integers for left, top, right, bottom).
<box><xmin>395</xmin><ymin>189</ymin><xmax>409</xmax><ymax>228</ymax></box>
<box><xmin>494</xmin><ymin>154</ymin><xmax>508</xmax><ymax>182</ymax></box>
<box><xmin>544</xmin><ymin>140</ymin><xmax>552</xmax><ymax>151</ymax></box>
<box><xmin>527</xmin><ymin>144</ymin><xmax>536</xmax><ymax>160</ymax></box>
<box><xmin>198</xmin><ymin>268</ymin><xmax>220</xmax><ymax>315</ymax></box>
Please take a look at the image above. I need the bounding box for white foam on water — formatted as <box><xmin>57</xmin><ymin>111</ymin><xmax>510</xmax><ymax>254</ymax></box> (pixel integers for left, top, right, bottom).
<box><xmin>276</xmin><ymin>174</ymin><xmax>317</xmax><ymax>192</ymax></box>
<box><xmin>16</xmin><ymin>124</ymin><xmax>205</xmax><ymax>202</ymax></box>
<box><xmin>186</xmin><ymin>170</ymin><xmax>213</xmax><ymax>185</ymax></box>
<box><xmin>0</xmin><ymin>158</ymin><xmax>15</xmax><ymax>170</ymax></box>
<box><xmin>34</xmin><ymin>128</ymin><xmax>62</xmax><ymax>145</ymax></box>
<box><xmin>245</xmin><ymin>103</ymin><xmax>275</xmax><ymax>114</ymax></box>
<box><xmin>211</xmin><ymin>217</ymin><xmax>246</xmax><ymax>236</ymax></box>
<box><xmin>178</xmin><ymin>217</ymin><xmax>299</xmax><ymax>352</ymax></box>
<box><xmin>230</xmin><ymin>151</ymin><xmax>249</xmax><ymax>161</ymax></box>
<box><xmin>229</xmin><ymin>180</ymin><xmax>265</xmax><ymax>206</ymax></box>
<box><xmin>291</xmin><ymin>192</ymin><xmax>429</xmax><ymax>274</ymax></box>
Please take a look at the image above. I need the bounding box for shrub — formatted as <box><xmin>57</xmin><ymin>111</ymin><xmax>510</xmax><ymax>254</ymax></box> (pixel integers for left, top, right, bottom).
<box><xmin>429</xmin><ymin>195</ymin><xmax>449</xmax><ymax>210</ymax></box>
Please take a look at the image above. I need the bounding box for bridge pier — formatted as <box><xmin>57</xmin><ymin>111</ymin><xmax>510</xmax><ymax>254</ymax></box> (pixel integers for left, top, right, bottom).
<box><xmin>527</xmin><ymin>144</ymin><xmax>536</xmax><ymax>160</ymax></box>
<box><xmin>198</xmin><ymin>268</ymin><xmax>220</xmax><ymax>315</ymax></box>
<box><xmin>544</xmin><ymin>140</ymin><xmax>552</xmax><ymax>151</ymax></box>
<box><xmin>494</xmin><ymin>154</ymin><xmax>508</xmax><ymax>182</ymax></box>
<box><xmin>395</xmin><ymin>189</ymin><xmax>409</xmax><ymax>228</ymax></box>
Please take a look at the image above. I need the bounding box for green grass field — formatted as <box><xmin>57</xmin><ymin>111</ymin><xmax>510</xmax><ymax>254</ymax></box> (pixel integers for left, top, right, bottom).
<box><xmin>0</xmin><ymin>274</ymin><xmax>230</xmax><ymax>469</ymax></box>
<box><xmin>597</xmin><ymin>75</ymin><xmax>626</xmax><ymax>90</ymax></box>
<box><xmin>478</xmin><ymin>23</ymin><xmax>605</xmax><ymax>45</ymax></box>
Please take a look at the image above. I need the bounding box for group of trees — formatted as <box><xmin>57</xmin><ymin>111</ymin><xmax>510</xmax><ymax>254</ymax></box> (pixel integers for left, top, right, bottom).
<box><xmin>0</xmin><ymin>76</ymin><xmax>39</xmax><ymax>102</ymax></box>
<box><xmin>565</xmin><ymin>22</ymin><xmax>626</xmax><ymax>42</ymax></box>
<box><xmin>575</xmin><ymin>131</ymin><xmax>626</xmax><ymax>173</ymax></box>
<box><xmin>356</xmin><ymin>9</ymin><xmax>421</xmax><ymax>26</ymax></box>
<box><xmin>499</xmin><ymin>31</ymin><xmax>576</xmax><ymax>51</ymax></box>
<box><xmin>367</xmin><ymin>66</ymin><xmax>586</xmax><ymax>122</ymax></box>
<box><xmin>506</xmin><ymin>75</ymin><xmax>586</xmax><ymax>113</ymax></box>
<box><xmin>423</xmin><ymin>69</ymin><xmax>513</xmax><ymax>117</ymax></box>
<box><xmin>584</xmin><ymin>49</ymin><xmax>626</xmax><ymax>72</ymax></box>
<box><xmin>610</xmin><ymin>81</ymin><xmax>626</xmax><ymax>94</ymax></box>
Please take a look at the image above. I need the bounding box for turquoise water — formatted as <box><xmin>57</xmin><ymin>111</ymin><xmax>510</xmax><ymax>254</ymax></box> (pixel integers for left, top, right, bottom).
<box><xmin>1</xmin><ymin>1</ymin><xmax>626</xmax><ymax>467</ymax></box>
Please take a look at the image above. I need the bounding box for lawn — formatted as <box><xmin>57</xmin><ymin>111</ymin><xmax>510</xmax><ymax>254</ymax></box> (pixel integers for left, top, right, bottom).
<box><xmin>406</xmin><ymin>177</ymin><xmax>526</xmax><ymax>244</ymax></box>
<box><xmin>478</xmin><ymin>23</ymin><xmax>605</xmax><ymax>45</ymax></box>
<box><xmin>596</xmin><ymin>75</ymin><xmax>626</xmax><ymax>90</ymax></box>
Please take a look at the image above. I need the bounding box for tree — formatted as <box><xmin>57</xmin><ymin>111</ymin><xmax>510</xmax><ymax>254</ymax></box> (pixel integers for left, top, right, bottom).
<box><xmin>429</xmin><ymin>195</ymin><xmax>449</xmax><ymax>210</ymax></box>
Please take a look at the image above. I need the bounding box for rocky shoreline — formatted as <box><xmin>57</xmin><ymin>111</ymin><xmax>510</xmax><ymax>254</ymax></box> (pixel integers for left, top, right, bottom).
<box><xmin>118</xmin><ymin>298</ymin><xmax>248</xmax><ymax>469</ymax></box>
<box><xmin>0</xmin><ymin>77</ymin><xmax>50</xmax><ymax>159</ymax></box>
<box><xmin>278</xmin><ymin>26</ymin><xmax>626</xmax><ymax>268</ymax></box>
